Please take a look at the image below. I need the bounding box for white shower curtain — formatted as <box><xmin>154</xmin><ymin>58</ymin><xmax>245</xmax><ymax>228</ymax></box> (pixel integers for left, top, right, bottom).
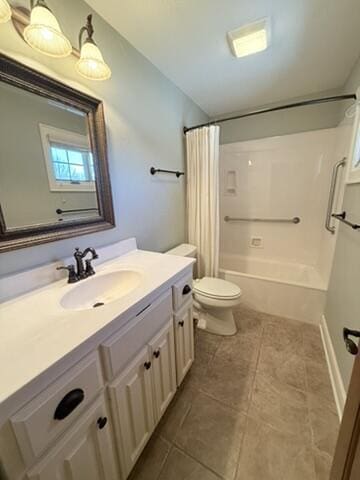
<box><xmin>186</xmin><ymin>125</ymin><xmax>220</xmax><ymax>278</ymax></box>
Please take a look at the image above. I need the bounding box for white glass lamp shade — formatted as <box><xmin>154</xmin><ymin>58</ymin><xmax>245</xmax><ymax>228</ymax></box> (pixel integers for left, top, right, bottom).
<box><xmin>76</xmin><ymin>42</ymin><xmax>111</xmax><ymax>81</ymax></box>
<box><xmin>24</xmin><ymin>5</ymin><xmax>72</xmax><ymax>57</ymax></box>
<box><xmin>0</xmin><ymin>0</ymin><xmax>11</xmax><ymax>24</ymax></box>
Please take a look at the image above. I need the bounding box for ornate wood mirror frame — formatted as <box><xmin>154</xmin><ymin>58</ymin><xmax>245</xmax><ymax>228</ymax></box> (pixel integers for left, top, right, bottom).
<box><xmin>0</xmin><ymin>53</ymin><xmax>115</xmax><ymax>252</ymax></box>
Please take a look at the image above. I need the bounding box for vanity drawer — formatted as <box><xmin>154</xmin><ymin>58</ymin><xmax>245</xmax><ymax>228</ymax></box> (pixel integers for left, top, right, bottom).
<box><xmin>172</xmin><ymin>273</ymin><xmax>193</xmax><ymax>311</ymax></box>
<box><xmin>101</xmin><ymin>290</ymin><xmax>172</xmax><ymax>380</ymax></box>
<box><xmin>11</xmin><ymin>351</ymin><xmax>103</xmax><ymax>466</ymax></box>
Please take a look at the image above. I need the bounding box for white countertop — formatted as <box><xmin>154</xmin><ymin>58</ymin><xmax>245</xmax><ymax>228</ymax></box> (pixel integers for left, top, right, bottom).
<box><xmin>0</xmin><ymin>247</ymin><xmax>193</xmax><ymax>416</ymax></box>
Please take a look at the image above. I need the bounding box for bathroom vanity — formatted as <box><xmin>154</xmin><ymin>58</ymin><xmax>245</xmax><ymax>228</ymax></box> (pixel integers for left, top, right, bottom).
<box><xmin>0</xmin><ymin>239</ymin><xmax>194</xmax><ymax>480</ymax></box>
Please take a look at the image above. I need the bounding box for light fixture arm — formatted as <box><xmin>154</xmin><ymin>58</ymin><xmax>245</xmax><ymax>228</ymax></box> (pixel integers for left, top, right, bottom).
<box><xmin>30</xmin><ymin>0</ymin><xmax>49</xmax><ymax>10</ymax></box>
<box><xmin>79</xmin><ymin>14</ymin><xmax>96</xmax><ymax>49</ymax></box>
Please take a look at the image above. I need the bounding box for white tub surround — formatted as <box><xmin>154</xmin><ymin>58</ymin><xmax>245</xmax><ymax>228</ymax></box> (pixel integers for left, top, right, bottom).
<box><xmin>220</xmin><ymin>128</ymin><xmax>349</xmax><ymax>275</ymax></box>
<box><xmin>220</xmin><ymin>254</ymin><xmax>326</xmax><ymax>324</ymax></box>
<box><xmin>219</xmin><ymin>126</ymin><xmax>352</xmax><ymax>324</ymax></box>
<box><xmin>0</xmin><ymin>239</ymin><xmax>195</xmax><ymax>480</ymax></box>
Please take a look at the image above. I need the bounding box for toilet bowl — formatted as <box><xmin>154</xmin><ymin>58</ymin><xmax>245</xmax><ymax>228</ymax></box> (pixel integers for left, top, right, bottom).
<box><xmin>166</xmin><ymin>244</ymin><xmax>242</xmax><ymax>336</ymax></box>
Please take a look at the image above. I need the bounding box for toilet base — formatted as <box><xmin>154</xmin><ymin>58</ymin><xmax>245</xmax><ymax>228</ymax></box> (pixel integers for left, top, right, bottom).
<box><xmin>195</xmin><ymin>306</ymin><xmax>237</xmax><ymax>336</ymax></box>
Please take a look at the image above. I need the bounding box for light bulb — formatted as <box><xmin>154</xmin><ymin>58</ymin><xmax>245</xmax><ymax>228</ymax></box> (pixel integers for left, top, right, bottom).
<box><xmin>0</xmin><ymin>0</ymin><xmax>11</xmax><ymax>24</ymax></box>
<box><xmin>24</xmin><ymin>4</ymin><xmax>72</xmax><ymax>58</ymax></box>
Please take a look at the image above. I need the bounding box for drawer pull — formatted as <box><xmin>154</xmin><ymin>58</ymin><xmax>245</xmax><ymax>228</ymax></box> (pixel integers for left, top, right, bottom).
<box><xmin>153</xmin><ymin>350</ymin><xmax>160</xmax><ymax>358</ymax></box>
<box><xmin>97</xmin><ymin>417</ymin><xmax>108</xmax><ymax>430</ymax></box>
<box><xmin>144</xmin><ymin>361</ymin><xmax>152</xmax><ymax>370</ymax></box>
<box><xmin>178</xmin><ymin>321</ymin><xmax>185</xmax><ymax>327</ymax></box>
<box><xmin>182</xmin><ymin>285</ymin><xmax>192</xmax><ymax>295</ymax></box>
<box><xmin>54</xmin><ymin>389</ymin><xmax>85</xmax><ymax>420</ymax></box>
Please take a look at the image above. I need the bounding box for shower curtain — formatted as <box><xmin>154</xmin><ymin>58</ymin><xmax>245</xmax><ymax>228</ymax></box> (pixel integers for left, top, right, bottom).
<box><xmin>186</xmin><ymin>125</ymin><xmax>220</xmax><ymax>278</ymax></box>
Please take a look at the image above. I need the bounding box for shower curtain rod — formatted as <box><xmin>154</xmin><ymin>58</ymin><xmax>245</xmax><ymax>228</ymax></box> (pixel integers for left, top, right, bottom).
<box><xmin>183</xmin><ymin>93</ymin><xmax>357</xmax><ymax>134</ymax></box>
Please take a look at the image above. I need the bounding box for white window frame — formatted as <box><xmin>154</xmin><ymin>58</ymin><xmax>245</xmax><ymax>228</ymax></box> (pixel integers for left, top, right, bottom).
<box><xmin>39</xmin><ymin>123</ymin><xmax>96</xmax><ymax>192</ymax></box>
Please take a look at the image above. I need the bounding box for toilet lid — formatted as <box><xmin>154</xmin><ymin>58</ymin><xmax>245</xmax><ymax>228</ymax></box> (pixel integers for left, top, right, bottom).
<box><xmin>193</xmin><ymin>277</ymin><xmax>241</xmax><ymax>299</ymax></box>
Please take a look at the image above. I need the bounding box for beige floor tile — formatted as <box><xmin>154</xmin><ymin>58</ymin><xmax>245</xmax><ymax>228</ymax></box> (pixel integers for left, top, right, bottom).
<box><xmin>257</xmin><ymin>344</ymin><xmax>307</xmax><ymax>391</ymax></box>
<box><xmin>236</xmin><ymin>417</ymin><xmax>316</xmax><ymax>480</ymax></box>
<box><xmin>129</xmin><ymin>435</ymin><xmax>171</xmax><ymax>480</ymax></box>
<box><xmin>132</xmin><ymin>309</ymin><xmax>337</xmax><ymax>480</ymax></box>
<box><xmin>199</xmin><ymin>354</ymin><xmax>255</xmax><ymax>412</ymax></box>
<box><xmin>305</xmin><ymin>360</ymin><xmax>334</xmax><ymax>401</ymax></box>
<box><xmin>215</xmin><ymin>334</ymin><xmax>261</xmax><ymax>370</ymax></box>
<box><xmin>158</xmin><ymin>447</ymin><xmax>221</xmax><ymax>480</ymax></box>
<box><xmin>262</xmin><ymin>315</ymin><xmax>304</xmax><ymax>356</ymax></box>
<box><xmin>248</xmin><ymin>372</ymin><xmax>311</xmax><ymax>439</ymax></box>
<box><xmin>312</xmin><ymin>447</ymin><xmax>333</xmax><ymax>480</ymax></box>
<box><xmin>195</xmin><ymin>329</ymin><xmax>222</xmax><ymax>356</ymax></box>
<box><xmin>156</xmin><ymin>383</ymin><xmax>198</xmax><ymax>442</ymax></box>
<box><xmin>174</xmin><ymin>392</ymin><xmax>246</xmax><ymax>480</ymax></box>
<box><xmin>307</xmin><ymin>393</ymin><xmax>339</xmax><ymax>457</ymax></box>
<box><xmin>232</xmin><ymin>307</ymin><xmax>264</xmax><ymax>338</ymax></box>
<box><xmin>302</xmin><ymin>324</ymin><xmax>326</xmax><ymax>365</ymax></box>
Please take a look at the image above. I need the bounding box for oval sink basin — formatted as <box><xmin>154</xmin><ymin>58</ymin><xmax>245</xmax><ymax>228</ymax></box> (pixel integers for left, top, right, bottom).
<box><xmin>60</xmin><ymin>270</ymin><xmax>142</xmax><ymax>311</ymax></box>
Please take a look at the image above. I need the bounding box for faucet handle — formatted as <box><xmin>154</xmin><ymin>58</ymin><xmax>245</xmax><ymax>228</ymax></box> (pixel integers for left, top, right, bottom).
<box><xmin>56</xmin><ymin>265</ymin><xmax>78</xmax><ymax>284</ymax></box>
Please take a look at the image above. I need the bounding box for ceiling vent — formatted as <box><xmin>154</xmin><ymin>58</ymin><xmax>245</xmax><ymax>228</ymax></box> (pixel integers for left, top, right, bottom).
<box><xmin>227</xmin><ymin>18</ymin><xmax>270</xmax><ymax>58</ymax></box>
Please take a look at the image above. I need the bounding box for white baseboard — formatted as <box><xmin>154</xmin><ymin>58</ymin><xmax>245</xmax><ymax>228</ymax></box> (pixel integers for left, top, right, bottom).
<box><xmin>320</xmin><ymin>315</ymin><xmax>346</xmax><ymax>420</ymax></box>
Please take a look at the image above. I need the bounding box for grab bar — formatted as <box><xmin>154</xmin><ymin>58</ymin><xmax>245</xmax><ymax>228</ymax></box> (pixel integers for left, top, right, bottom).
<box><xmin>224</xmin><ymin>216</ymin><xmax>300</xmax><ymax>224</ymax></box>
<box><xmin>325</xmin><ymin>157</ymin><xmax>346</xmax><ymax>234</ymax></box>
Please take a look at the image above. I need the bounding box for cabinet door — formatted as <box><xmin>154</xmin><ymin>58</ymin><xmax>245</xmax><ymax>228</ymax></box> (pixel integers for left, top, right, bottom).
<box><xmin>149</xmin><ymin>320</ymin><xmax>177</xmax><ymax>421</ymax></box>
<box><xmin>108</xmin><ymin>347</ymin><xmax>155</xmax><ymax>477</ymax></box>
<box><xmin>26</xmin><ymin>396</ymin><xmax>119</xmax><ymax>480</ymax></box>
<box><xmin>174</xmin><ymin>301</ymin><xmax>194</xmax><ymax>386</ymax></box>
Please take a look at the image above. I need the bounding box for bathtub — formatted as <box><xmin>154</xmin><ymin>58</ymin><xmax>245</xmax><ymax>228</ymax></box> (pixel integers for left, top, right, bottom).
<box><xmin>219</xmin><ymin>254</ymin><xmax>327</xmax><ymax>324</ymax></box>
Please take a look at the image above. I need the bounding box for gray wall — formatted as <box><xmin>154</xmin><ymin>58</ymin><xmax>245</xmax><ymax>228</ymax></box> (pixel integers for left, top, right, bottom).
<box><xmin>325</xmin><ymin>56</ymin><xmax>360</xmax><ymax>390</ymax></box>
<box><xmin>217</xmin><ymin>90</ymin><xmax>347</xmax><ymax>144</ymax></box>
<box><xmin>0</xmin><ymin>0</ymin><xmax>208</xmax><ymax>276</ymax></box>
<box><xmin>0</xmin><ymin>82</ymin><xmax>97</xmax><ymax>228</ymax></box>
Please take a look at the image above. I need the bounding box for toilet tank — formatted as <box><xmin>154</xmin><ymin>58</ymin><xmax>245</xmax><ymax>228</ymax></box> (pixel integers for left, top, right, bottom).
<box><xmin>165</xmin><ymin>243</ymin><xmax>197</xmax><ymax>258</ymax></box>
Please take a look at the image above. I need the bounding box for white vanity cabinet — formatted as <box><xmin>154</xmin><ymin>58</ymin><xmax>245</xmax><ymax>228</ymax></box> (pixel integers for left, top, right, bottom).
<box><xmin>172</xmin><ymin>273</ymin><xmax>195</xmax><ymax>385</ymax></box>
<box><xmin>174</xmin><ymin>300</ymin><xmax>194</xmax><ymax>385</ymax></box>
<box><xmin>25</xmin><ymin>395</ymin><xmax>118</xmax><ymax>480</ymax></box>
<box><xmin>1</xmin><ymin>268</ymin><xmax>194</xmax><ymax>480</ymax></box>
<box><xmin>108</xmin><ymin>347</ymin><xmax>156</xmax><ymax>477</ymax></box>
<box><xmin>104</xmin><ymin>292</ymin><xmax>177</xmax><ymax>477</ymax></box>
<box><xmin>149</xmin><ymin>320</ymin><xmax>177</xmax><ymax>419</ymax></box>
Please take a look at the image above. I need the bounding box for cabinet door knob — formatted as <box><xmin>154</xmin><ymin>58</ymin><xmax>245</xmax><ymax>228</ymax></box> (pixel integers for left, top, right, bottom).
<box><xmin>144</xmin><ymin>361</ymin><xmax>152</xmax><ymax>370</ymax></box>
<box><xmin>97</xmin><ymin>417</ymin><xmax>108</xmax><ymax>429</ymax></box>
<box><xmin>182</xmin><ymin>285</ymin><xmax>192</xmax><ymax>295</ymax></box>
<box><xmin>178</xmin><ymin>320</ymin><xmax>184</xmax><ymax>327</ymax></box>
<box><xmin>153</xmin><ymin>350</ymin><xmax>160</xmax><ymax>358</ymax></box>
<box><xmin>54</xmin><ymin>389</ymin><xmax>85</xmax><ymax>420</ymax></box>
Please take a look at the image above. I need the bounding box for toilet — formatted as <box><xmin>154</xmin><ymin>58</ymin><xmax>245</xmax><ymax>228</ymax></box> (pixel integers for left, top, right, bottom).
<box><xmin>166</xmin><ymin>244</ymin><xmax>242</xmax><ymax>336</ymax></box>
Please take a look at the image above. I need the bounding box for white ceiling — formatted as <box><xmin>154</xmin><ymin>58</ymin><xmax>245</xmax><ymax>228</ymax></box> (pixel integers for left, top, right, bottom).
<box><xmin>85</xmin><ymin>0</ymin><xmax>360</xmax><ymax>117</ymax></box>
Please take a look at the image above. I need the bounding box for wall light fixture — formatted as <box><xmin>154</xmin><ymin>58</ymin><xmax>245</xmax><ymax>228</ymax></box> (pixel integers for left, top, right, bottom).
<box><xmin>24</xmin><ymin>0</ymin><xmax>72</xmax><ymax>58</ymax></box>
<box><xmin>76</xmin><ymin>14</ymin><xmax>111</xmax><ymax>81</ymax></box>
<box><xmin>0</xmin><ymin>0</ymin><xmax>11</xmax><ymax>24</ymax></box>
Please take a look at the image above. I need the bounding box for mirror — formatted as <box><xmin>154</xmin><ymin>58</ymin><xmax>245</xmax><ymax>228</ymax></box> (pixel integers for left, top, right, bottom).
<box><xmin>0</xmin><ymin>54</ymin><xmax>115</xmax><ymax>252</ymax></box>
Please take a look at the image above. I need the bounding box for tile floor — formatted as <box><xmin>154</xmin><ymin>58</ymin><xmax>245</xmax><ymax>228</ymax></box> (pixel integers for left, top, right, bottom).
<box><xmin>129</xmin><ymin>306</ymin><xmax>339</xmax><ymax>480</ymax></box>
